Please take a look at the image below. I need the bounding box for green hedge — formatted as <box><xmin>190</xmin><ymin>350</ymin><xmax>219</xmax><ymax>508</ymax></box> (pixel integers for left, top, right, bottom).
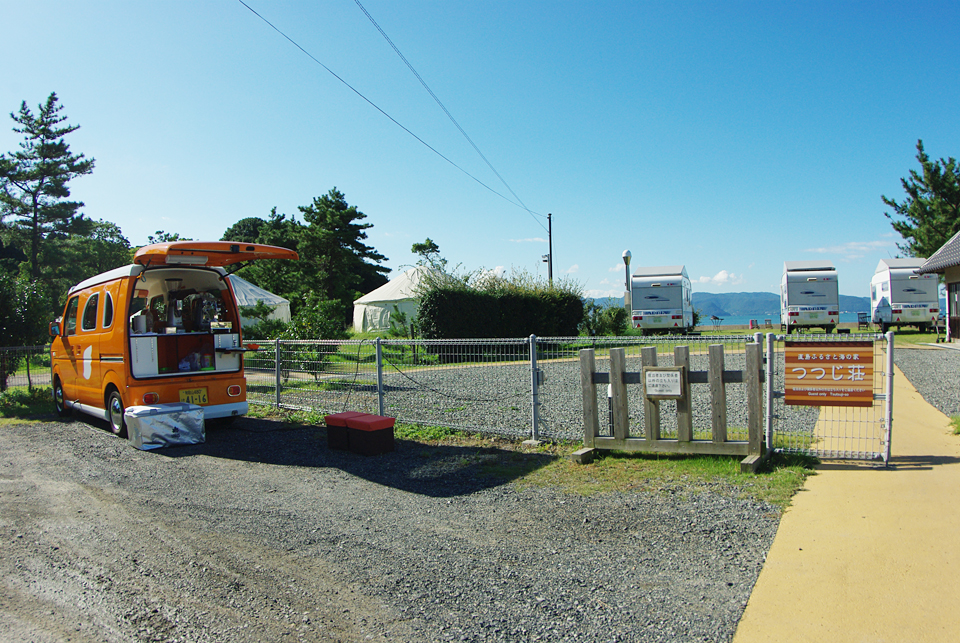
<box><xmin>416</xmin><ymin>288</ymin><xmax>583</xmax><ymax>339</ymax></box>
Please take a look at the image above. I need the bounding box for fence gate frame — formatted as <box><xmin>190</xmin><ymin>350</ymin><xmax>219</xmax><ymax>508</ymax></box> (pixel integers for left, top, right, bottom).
<box><xmin>575</xmin><ymin>342</ymin><xmax>767</xmax><ymax>473</ymax></box>
<box><xmin>766</xmin><ymin>331</ymin><xmax>894</xmax><ymax>465</ymax></box>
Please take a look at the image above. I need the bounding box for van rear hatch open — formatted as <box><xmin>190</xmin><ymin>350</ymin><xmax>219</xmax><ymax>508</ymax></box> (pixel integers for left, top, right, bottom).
<box><xmin>134</xmin><ymin>241</ymin><xmax>298</xmax><ymax>267</ymax></box>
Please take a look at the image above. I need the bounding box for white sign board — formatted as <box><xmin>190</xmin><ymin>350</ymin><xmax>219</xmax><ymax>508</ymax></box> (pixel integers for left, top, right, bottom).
<box><xmin>644</xmin><ymin>368</ymin><xmax>683</xmax><ymax>399</ymax></box>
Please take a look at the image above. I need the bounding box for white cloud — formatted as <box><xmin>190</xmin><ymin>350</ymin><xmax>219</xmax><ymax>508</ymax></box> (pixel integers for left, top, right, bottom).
<box><xmin>609</xmin><ymin>264</ymin><xmax>627</xmax><ymax>272</ymax></box>
<box><xmin>697</xmin><ymin>270</ymin><xmax>745</xmax><ymax>286</ymax></box>
<box><xmin>565</xmin><ymin>264</ymin><xmax>579</xmax><ymax>274</ymax></box>
<box><xmin>599</xmin><ymin>278</ymin><xmax>612</xmax><ymax>286</ymax></box>
<box><xmin>804</xmin><ymin>240</ymin><xmax>894</xmax><ymax>260</ymax></box>
<box><xmin>509</xmin><ymin>237</ymin><xmax>548</xmax><ymax>243</ymax></box>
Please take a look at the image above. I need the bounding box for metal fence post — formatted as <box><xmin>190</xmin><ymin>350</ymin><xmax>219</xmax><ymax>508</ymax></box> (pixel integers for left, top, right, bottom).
<box><xmin>376</xmin><ymin>337</ymin><xmax>385</xmax><ymax>417</ymax></box>
<box><xmin>765</xmin><ymin>332</ymin><xmax>775</xmax><ymax>451</ymax></box>
<box><xmin>884</xmin><ymin>330</ymin><xmax>894</xmax><ymax>465</ymax></box>
<box><xmin>274</xmin><ymin>339</ymin><xmax>282</xmax><ymax>408</ymax></box>
<box><xmin>528</xmin><ymin>334</ymin><xmax>540</xmax><ymax>443</ymax></box>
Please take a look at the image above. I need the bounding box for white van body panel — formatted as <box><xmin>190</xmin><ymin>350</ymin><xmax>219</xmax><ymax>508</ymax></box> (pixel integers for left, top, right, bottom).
<box><xmin>781</xmin><ymin>261</ymin><xmax>840</xmax><ymax>332</ymax></box>
<box><xmin>870</xmin><ymin>258</ymin><xmax>938</xmax><ymax>330</ymax></box>
<box><xmin>630</xmin><ymin>265</ymin><xmax>694</xmax><ymax>333</ymax></box>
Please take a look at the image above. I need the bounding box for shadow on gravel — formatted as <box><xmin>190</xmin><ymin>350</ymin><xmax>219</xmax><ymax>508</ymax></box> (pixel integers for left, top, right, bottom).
<box><xmin>160</xmin><ymin>417</ymin><xmax>556</xmax><ymax>498</ymax></box>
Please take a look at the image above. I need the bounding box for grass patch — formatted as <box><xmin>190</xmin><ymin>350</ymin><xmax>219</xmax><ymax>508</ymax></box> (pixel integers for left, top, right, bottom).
<box><xmin>0</xmin><ymin>386</ymin><xmax>56</xmax><ymax>420</ymax></box>
<box><xmin>950</xmin><ymin>416</ymin><xmax>960</xmax><ymax>436</ymax></box>
<box><xmin>520</xmin><ymin>449</ymin><xmax>816</xmax><ymax>510</ymax></box>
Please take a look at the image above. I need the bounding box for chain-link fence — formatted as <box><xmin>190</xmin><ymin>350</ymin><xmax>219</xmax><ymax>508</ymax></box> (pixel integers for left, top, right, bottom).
<box><xmin>245</xmin><ymin>335</ymin><xmax>759</xmax><ymax>442</ymax></box>
<box><xmin>0</xmin><ymin>345</ymin><xmax>50</xmax><ymax>391</ymax></box>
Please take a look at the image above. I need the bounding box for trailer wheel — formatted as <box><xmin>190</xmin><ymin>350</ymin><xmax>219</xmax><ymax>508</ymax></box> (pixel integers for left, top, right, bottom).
<box><xmin>107</xmin><ymin>389</ymin><xmax>127</xmax><ymax>438</ymax></box>
<box><xmin>53</xmin><ymin>377</ymin><xmax>70</xmax><ymax>418</ymax></box>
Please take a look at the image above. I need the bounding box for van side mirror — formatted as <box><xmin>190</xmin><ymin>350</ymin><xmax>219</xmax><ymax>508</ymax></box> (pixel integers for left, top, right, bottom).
<box><xmin>49</xmin><ymin>321</ymin><xmax>61</xmax><ymax>338</ymax></box>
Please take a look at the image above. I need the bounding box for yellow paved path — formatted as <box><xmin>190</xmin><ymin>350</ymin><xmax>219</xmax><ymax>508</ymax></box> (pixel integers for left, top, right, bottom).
<box><xmin>735</xmin><ymin>364</ymin><xmax>960</xmax><ymax>643</ymax></box>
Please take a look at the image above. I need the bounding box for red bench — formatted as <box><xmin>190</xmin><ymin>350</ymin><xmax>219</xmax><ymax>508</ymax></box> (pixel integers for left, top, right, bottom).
<box><xmin>324</xmin><ymin>412</ymin><xmax>395</xmax><ymax>455</ymax></box>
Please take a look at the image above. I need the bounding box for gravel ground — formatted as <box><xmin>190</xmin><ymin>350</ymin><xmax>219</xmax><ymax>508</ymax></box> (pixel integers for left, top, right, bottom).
<box><xmin>1</xmin><ymin>416</ymin><xmax>779</xmax><ymax>642</ymax></box>
<box><xmin>894</xmin><ymin>346</ymin><xmax>960</xmax><ymax>418</ymax></box>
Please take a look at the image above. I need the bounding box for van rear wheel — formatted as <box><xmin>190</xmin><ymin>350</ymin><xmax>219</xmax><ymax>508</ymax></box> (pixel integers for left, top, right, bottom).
<box><xmin>107</xmin><ymin>390</ymin><xmax>127</xmax><ymax>438</ymax></box>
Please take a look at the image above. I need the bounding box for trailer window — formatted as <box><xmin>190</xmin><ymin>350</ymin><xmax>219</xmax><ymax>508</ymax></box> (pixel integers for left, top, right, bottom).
<box><xmin>81</xmin><ymin>294</ymin><xmax>100</xmax><ymax>331</ymax></box>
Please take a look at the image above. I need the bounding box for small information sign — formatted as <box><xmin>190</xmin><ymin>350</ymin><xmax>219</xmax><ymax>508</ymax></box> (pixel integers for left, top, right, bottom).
<box><xmin>643</xmin><ymin>367</ymin><xmax>684</xmax><ymax>400</ymax></box>
<box><xmin>784</xmin><ymin>341</ymin><xmax>874</xmax><ymax>407</ymax></box>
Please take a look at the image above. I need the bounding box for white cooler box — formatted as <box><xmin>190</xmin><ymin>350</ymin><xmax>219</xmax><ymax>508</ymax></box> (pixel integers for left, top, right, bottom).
<box><xmin>125</xmin><ymin>403</ymin><xmax>205</xmax><ymax>450</ymax></box>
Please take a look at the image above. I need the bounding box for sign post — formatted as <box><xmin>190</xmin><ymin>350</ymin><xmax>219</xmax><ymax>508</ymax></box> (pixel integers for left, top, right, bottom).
<box><xmin>784</xmin><ymin>341</ymin><xmax>874</xmax><ymax>407</ymax></box>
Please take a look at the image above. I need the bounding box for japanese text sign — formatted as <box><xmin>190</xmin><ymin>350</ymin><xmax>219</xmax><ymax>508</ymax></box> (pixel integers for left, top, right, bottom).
<box><xmin>643</xmin><ymin>367</ymin><xmax>684</xmax><ymax>400</ymax></box>
<box><xmin>784</xmin><ymin>341</ymin><xmax>874</xmax><ymax>407</ymax></box>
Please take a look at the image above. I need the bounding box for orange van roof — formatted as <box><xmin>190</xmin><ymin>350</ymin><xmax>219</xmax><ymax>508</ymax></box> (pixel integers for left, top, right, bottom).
<box><xmin>133</xmin><ymin>241</ymin><xmax>298</xmax><ymax>267</ymax></box>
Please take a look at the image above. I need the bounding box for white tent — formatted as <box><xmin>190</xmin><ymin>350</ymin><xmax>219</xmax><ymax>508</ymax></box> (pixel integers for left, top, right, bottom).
<box><xmin>228</xmin><ymin>274</ymin><xmax>291</xmax><ymax>328</ymax></box>
<box><xmin>353</xmin><ymin>266</ymin><xmax>430</xmax><ymax>333</ymax></box>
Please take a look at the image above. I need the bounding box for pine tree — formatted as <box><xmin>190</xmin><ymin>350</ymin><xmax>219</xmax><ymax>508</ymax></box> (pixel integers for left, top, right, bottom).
<box><xmin>0</xmin><ymin>93</ymin><xmax>95</xmax><ymax>278</ymax></box>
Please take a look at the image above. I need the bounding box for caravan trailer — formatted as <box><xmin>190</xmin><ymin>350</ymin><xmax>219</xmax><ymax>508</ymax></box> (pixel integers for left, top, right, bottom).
<box><xmin>630</xmin><ymin>265</ymin><xmax>693</xmax><ymax>334</ymax></box>
<box><xmin>871</xmin><ymin>258</ymin><xmax>939</xmax><ymax>332</ymax></box>
<box><xmin>780</xmin><ymin>261</ymin><xmax>840</xmax><ymax>333</ymax></box>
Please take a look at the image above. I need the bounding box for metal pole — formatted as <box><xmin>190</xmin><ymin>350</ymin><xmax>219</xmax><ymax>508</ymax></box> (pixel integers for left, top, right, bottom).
<box><xmin>376</xmin><ymin>337</ymin><xmax>385</xmax><ymax>417</ymax></box>
<box><xmin>765</xmin><ymin>332</ymin><xmax>775</xmax><ymax>451</ymax></box>
<box><xmin>530</xmin><ymin>334</ymin><xmax>540</xmax><ymax>442</ymax></box>
<box><xmin>275</xmin><ymin>339</ymin><xmax>282</xmax><ymax>408</ymax></box>
<box><xmin>547</xmin><ymin>213</ymin><xmax>553</xmax><ymax>285</ymax></box>
<box><xmin>884</xmin><ymin>330</ymin><xmax>894</xmax><ymax>465</ymax></box>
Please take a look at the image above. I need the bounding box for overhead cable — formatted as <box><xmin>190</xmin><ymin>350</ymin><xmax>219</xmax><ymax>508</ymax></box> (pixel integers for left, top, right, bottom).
<box><xmin>236</xmin><ymin>0</ymin><xmax>541</xmax><ymax>226</ymax></box>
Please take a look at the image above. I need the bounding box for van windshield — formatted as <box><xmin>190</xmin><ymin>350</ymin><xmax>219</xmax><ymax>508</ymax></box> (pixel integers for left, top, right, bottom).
<box><xmin>634</xmin><ymin>286</ymin><xmax>681</xmax><ymax>309</ymax></box>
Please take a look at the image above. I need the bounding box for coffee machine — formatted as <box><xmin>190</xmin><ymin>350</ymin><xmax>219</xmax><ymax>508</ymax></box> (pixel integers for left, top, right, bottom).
<box><xmin>165</xmin><ymin>279</ymin><xmax>186</xmax><ymax>330</ymax></box>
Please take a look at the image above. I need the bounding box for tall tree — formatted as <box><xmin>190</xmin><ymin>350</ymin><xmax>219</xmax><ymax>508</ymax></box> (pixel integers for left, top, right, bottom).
<box><xmin>0</xmin><ymin>93</ymin><xmax>95</xmax><ymax>278</ymax></box>
<box><xmin>883</xmin><ymin>140</ymin><xmax>960</xmax><ymax>258</ymax></box>
<box><xmin>221</xmin><ymin>217</ymin><xmax>266</xmax><ymax>244</ymax></box>
<box><xmin>44</xmin><ymin>220</ymin><xmax>132</xmax><ymax>307</ymax></box>
<box><xmin>296</xmin><ymin>189</ymin><xmax>388</xmax><ymax>314</ymax></box>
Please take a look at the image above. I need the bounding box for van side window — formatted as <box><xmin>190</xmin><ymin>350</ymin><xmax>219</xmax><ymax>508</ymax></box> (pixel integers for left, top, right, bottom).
<box><xmin>103</xmin><ymin>292</ymin><xmax>114</xmax><ymax>328</ymax></box>
<box><xmin>82</xmin><ymin>294</ymin><xmax>100</xmax><ymax>331</ymax></box>
<box><xmin>64</xmin><ymin>297</ymin><xmax>80</xmax><ymax>336</ymax></box>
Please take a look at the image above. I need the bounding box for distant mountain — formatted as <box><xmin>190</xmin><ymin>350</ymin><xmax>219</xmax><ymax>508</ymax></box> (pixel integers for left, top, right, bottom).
<box><xmin>588</xmin><ymin>292</ymin><xmax>872</xmax><ymax>314</ymax></box>
<box><xmin>691</xmin><ymin>292</ymin><xmax>870</xmax><ymax>316</ymax></box>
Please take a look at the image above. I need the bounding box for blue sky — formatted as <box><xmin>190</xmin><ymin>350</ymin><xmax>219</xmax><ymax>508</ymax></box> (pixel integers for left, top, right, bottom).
<box><xmin>3</xmin><ymin>0</ymin><xmax>959</xmax><ymax>298</ymax></box>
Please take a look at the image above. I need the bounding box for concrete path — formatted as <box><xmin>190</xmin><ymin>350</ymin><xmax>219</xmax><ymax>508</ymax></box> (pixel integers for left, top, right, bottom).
<box><xmin>734</xmin><ymin>364</ymin><xmax>960</xmax><ymax>643</ymax></box>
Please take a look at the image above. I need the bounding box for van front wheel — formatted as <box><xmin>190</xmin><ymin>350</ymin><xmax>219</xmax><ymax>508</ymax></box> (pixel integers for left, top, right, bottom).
<box><xmin>107</xmin><ymin>390</ymin><xmax>127</xmax><ymax>438</ymax></box>
<box><xmin>53</xmin><ymin>378</ymin><xmax>70</xmax><ymax>418</ymax></box>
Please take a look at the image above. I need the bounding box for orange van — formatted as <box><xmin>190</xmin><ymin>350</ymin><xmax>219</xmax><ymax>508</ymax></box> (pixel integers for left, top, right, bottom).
<box><xmin>49</xmin><ymin>241</ymin><xmax>298</xmax><ymax>435</ymax></box>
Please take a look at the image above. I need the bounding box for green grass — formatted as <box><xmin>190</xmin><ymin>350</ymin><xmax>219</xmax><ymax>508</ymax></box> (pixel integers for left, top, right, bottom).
<box><xmin>951</xmin><ymin>416</ymin><xmax>960</xmax><ymax>436</ymax></box>
<box><xmin>0</xmin><ymin>386</ymin><xmax>56</xmax><ymax>421</ymax></box>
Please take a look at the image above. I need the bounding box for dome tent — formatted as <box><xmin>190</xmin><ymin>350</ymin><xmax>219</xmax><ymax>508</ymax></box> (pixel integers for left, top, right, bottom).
<box><xmin>353</xmin><ymin>266</ymin><xmax>430</xmax><ymax>333</ymax></box>
<box><xmin>227</xmin><ymin>274</ymin><xmax>291</xmax><ymax>328</ymax></box>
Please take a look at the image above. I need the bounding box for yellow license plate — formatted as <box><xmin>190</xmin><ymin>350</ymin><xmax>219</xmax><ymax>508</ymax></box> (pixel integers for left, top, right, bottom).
<box><xmin>180</xmin><ymin>387</ymin><xmax>208</xmax><ymax>404</ymax></box>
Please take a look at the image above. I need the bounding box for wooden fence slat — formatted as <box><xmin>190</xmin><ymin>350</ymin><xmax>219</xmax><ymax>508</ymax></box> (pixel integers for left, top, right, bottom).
<box><xmin>709</xmin><ymin>344</ymin><xmax>727</xmax><ymax>443</ymax></box>
<box><xmin>579</xmin><ymin>348</ymin><xmax>599</xmax><ymax>448</ymax></box>
<box><xmin>675</xmin><ymin>345</ymin><xmax>693</xmax><ymax>442</ymax></box>
<box><xmin>641</xmin><ymin>346</ymin><xmax>659</xmax><ymax>441</ymax></box>
<box><xmin>610</xmin><ymin>348</ymin><xmax>629</xmax><ymax>441</ymax></box>
<box><xmin>745</xmin><ymin>342</ymin><xmax>762</xmax><ymax>456</ymax></box>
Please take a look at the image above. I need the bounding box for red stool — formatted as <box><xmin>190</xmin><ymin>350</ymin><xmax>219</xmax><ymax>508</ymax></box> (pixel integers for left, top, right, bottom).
<box><xmin>324</xmin><ymin>411</ymin><xmax>366</xmax><ymax>451</ymax></box>
<box><xmin>344</xmin><ymin>414</ymin><xmax>396</xmax><ymax>456</ymax></box>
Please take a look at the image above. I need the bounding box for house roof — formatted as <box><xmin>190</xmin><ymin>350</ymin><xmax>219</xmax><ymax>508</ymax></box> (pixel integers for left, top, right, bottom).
<box><xmin>919</xmin><ymin>230</ymin><xmax>960</xmax><ymax>274</ymax></box>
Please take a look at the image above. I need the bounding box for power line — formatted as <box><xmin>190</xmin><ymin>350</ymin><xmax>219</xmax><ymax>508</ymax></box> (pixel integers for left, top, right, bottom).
<box><xmin>236</xmin><ymin>0</ymin><xmax>545</xmax><ymax>230</ymax></box>
<box><xmin>352</xmin><ymin>0</ymin><xmax>546</xmax><ymax>231</ymax></box>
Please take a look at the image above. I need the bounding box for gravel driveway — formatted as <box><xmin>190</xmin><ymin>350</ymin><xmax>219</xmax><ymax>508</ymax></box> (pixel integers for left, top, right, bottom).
<box><xmin>1</xmin><ymin>415</ymin><xmax>779</xmax><ymax>642</ymax></box>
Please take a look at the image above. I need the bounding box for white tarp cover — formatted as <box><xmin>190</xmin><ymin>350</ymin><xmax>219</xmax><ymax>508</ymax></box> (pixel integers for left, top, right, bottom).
<box><xmin>125</xmin><ymin>403</ymin><xmax>205</xmax><ymax>450</ymax></box>
<box><xmin>353</xmin><ymin>266</ymin><xmax>430</xmax><ymax>333</ymax></box>
<box><xmin>228</xmin><ymin>274</ymin><xmax>291</xmax><ymax>328</ymax></box>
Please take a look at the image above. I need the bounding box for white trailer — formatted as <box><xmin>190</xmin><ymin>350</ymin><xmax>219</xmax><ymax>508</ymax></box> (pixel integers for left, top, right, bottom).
<box><xmin>630</xmin><ymin>266</ymin><xmax>693</xmax><ymax>334</ymax></box>
<box><xmin>870</xmin><ymin>258</ymin><xmax>939</xmax><ymax>332</ymax></box>
<box><xmin>781</xmin><ymin>261</ymin><xmax>840</xmax><ymax>334</ymax></box>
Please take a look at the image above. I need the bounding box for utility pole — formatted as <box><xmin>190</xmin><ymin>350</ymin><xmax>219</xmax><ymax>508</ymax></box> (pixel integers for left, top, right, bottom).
<box><xmin>542</xmin><ymin>213</ymin><xmax>554</xmax><ymax>286</ymax></box>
